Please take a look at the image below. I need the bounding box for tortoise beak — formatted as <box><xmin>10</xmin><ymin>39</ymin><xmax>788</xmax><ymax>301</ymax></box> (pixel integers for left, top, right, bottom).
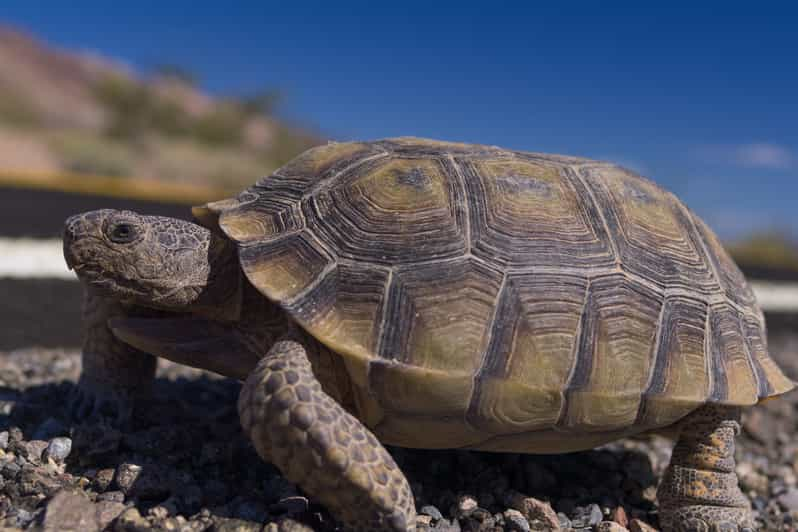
<box><xmin>63</xmin><ymin>211</ymin><xmax>108</xmax><ymax>271</ymax></box>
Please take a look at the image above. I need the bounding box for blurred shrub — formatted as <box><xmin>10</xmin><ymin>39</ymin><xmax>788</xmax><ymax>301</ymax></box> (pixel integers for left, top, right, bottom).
<box><xmin>49</xmin><ymin>133</ymin><xmax>135</xmax><ymax>177</ymax></box>
<box><xmin>240</xmin><ymin>89</ymin><xmax>283</xmax><ymax>116</ymax></box>
<box><xmin>729</xmin><ymin>232</ymin><xmax>798</xmax><ymax>271</ymax></box>
<box><xmin>94</xmin><ymin>75</ymin><xmax>192</xmax><ymax>140</ymax></box>
<box><xmin>149</xmin><ymin>138</ymin><xmax>270</xmax><ymax>190</ymax></box>
<box><xmin>0</xmin><ymin>89</ymin><xmax>40</xmax><ymax>127</ymax></box>
<box><xmin>191</xmin><ymin>103</ymin><xmax>246</xmax><ymax>146</ymax></box>
<box><xmin>265</xmin><ymin>126</ymin><xmax>320</xmax><ymax>168</ymax></box>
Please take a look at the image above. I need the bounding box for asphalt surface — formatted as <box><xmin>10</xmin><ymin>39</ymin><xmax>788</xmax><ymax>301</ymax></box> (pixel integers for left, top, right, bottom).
<box><xmin>0</xmin><ymin>186</ymin><xmax>190</xmax><ymax>349</ymax></box>
<box><xmin>0</xmin><ymin>186</ymin><xmax>191</xmax><ymax>239</ymax></box>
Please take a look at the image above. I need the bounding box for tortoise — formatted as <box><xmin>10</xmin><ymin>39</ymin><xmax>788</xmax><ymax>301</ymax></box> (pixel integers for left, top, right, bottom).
<box><xmin>62</xmin><ymin>137</ymin><xmax>794</xmax><ymax>531</ymax></box>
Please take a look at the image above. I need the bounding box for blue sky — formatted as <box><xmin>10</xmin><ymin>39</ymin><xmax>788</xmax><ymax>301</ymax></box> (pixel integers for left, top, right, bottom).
<box><xmin>2</xmin><ymin>2</ymin><xmax>796</xmax><ymax>239</ymax></box>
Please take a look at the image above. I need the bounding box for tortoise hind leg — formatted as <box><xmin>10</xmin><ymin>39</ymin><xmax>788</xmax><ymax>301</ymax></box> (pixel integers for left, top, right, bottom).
<box><xmin>657</xmin><ymin>405</ymin><xmax>753</xmax><ymax>532</ymax></box>
<box><xmin>238</xmin><ymin>337</ymin><xmax>416</xmax><ymax>531</ymax></box>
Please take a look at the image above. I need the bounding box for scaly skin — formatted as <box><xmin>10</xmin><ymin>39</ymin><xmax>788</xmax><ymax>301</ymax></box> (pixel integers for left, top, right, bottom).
<box><xmin>239</xmin><ymin>336</ymin><xmax>416</xmax><ymax>532</ymax></box>
<box><xmin>71</xmin><ymin>287</ymin><xmax>157</xmax><ymax>424</ymax></box>
<box><xmin>658</xmin><ymin>405</ymin><xmax>753</xmax><ymax>532</ymax></box>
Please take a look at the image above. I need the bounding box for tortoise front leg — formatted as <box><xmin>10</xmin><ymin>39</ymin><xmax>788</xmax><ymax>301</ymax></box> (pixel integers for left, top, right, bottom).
<box><xmin>238</xmin><ymin>337</ymin><xmax>416</xmax><ymax>531</ymax></box>
<box><xmin>70</xmin><ymin>287</ymin><xmax>157</xmax><ymax>424</ymax></box>
<box><xmin>657</xmin><ymin>405</ymin><xmax>752</xmax><ymax>532</ymax></box>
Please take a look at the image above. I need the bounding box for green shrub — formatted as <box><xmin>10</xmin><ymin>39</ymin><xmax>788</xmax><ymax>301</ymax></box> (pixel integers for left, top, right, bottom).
<box><xmin>50</xmin><ymin>133</ymin><xmax>134</xmax><ymax>177</ymax></box>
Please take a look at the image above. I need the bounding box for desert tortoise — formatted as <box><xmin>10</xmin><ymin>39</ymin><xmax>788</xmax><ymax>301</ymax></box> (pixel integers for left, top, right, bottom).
<box><xmin>63</xmin><ymin>137</ymin><xmax>794</xmax><ymax>531</ymax></box>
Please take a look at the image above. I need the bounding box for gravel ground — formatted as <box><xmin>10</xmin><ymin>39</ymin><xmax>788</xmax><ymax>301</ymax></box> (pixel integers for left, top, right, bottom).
<box><xmin>0</xmin><ymin>331</ymin><xmax>794</xmax><ymax>531</ymax></box>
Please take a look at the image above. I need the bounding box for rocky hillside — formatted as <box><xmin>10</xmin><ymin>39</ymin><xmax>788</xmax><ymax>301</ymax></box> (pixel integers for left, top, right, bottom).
<box><xmin>0</xmin><ymin>26</ymin><xmax>320</xmax><ymax>191</ymax></box>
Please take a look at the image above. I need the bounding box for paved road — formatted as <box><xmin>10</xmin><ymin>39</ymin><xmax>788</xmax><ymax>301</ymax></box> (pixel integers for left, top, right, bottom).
<box><xmin>0</xmin><ymin>186</ymin><xmax>190</xmax><ymax>349</ymax></box>
<box><xmin>0</xmin><ymin>186</ymin><xmax>191</xmax><ymax>239</ymax></box>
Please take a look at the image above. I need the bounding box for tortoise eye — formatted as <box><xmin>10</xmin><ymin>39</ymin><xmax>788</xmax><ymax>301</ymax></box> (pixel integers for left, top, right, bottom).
<box><xmin>109</xmin><ymin>223</ymin><xmax>137</xmax><ymax>244</ymax></box>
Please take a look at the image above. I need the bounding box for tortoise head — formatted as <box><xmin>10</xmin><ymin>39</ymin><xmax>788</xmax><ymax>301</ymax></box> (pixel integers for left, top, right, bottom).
<box><xmin>63</xmin><ymin>209</ymin><xmax>241</xmax><ymax>320</ymax></box>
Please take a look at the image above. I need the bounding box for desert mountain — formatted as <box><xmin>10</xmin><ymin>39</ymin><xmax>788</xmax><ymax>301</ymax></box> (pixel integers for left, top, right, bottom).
<box><xmin>0</xmin><ymin>26</ymin><xmax>319</xmax><ymax>190</ymax></box>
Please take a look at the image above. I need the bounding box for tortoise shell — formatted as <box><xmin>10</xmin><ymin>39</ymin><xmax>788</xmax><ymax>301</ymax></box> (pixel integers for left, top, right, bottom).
<box><xmin>196</xmin><ymin>137</ymin><xmax>793</xmax><ymax>451</ymax></box>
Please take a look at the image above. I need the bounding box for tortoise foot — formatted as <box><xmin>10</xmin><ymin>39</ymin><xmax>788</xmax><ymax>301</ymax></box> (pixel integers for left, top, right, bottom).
<box><xmin>666</xmin><ymin>508</ymin><xmax>753</xmax><ymax>532</ymax></box>
<box><xmin>658</xmin><ymin>406</ymin><xmax>753</xmax><ymax>532</ymax></box>
<box><xmin>239</xmin><ymin>338</ymin><xmax>417</xmax><ymax>531</ymax></box>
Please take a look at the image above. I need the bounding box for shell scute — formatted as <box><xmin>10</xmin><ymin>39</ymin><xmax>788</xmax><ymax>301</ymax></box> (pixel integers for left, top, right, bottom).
<box><xmin>205</xmin><ymin>138</ymin><xmax>794</xmax><ymax>445</ymax></box>
<box><xmin>578</xmin><ymin>164</ymin><xmax>717</xmax><ymax>292</ymax></box>
<box><xmin>463</xmin><ymin>158</ymin><xmax>615</xmax><ymax>268</ymax></box>
<box><xmin>305</xmin><ymin>156</ymin><xmax>467</xmax><ymax>265</ymax></box>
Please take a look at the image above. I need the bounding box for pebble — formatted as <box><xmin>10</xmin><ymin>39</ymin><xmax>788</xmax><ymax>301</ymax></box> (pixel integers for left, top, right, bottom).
<box><xmin>113</xmin><ymin>461</ymin><xmax>170</xmax><ymax>499</ymax></box>
<box><xmin>629</xmin><ymin>519</ymin><xmax>658</xmax><ymax>532</ymax></box>
<box><xmin>274</xmin><ymin>517</ymin><xmax>315</xmax><ymax>532</ymax></box>
<box><xmin>506</xmin><ymin>492</ymin><xmax>560</xmax><ymax>530</ymax></box>
<box><xmin>503</xmin><ymin>509</ymin><xmax>531</xmax><ymax>532</ymax></box>
<box><xmin>420</xmin><ymin>504</ymin><xmax>444</xmax><ymax>521</ymax></box>
<box><xmin>113</xmin><ymin>462</ymin><xmax>142</xmax><ymax>494</ymax></box>
<box><xmin>611</xmin><ymin>506</ymin><xmax>629</xmax><ymax>528</ymax></box>
<box><xmin>416</xmin><ymin>514</ymin><xmax>432</xmax><ymax>527</ymax></box>
<box><xmin>24</xmin><ymin>440</ymin><xmax>48</xmax><ymax>463</ymax></box>
<box><xmin>113</xmin><ymin>507</ymin><xmax>150</xmax><ymax>532</ymax></box>
<box><xmin>44</xmin><ymin>437</ymin><xmax>72</xmax><ymax>463</ymax></box>
<box><xmin>777</xmin><ymin>487</ymin><xmax>798</xmax><ymax>511</ymax></box>
<box><xmin>597</xmin><ymin>521</ymin><xmax>629</xmax><ymax>532</ymax></box>
<box><xmin>40</xmin><ymin>489</ymin><xmax>99</xmax><ymax>532</ymax></box>
<box><xmin>588</xmin><ymin>504</ymin><xmax>604</xmax><ymax>526</ymax></box>
<box><xmin>95</xmin><ymin>501</ymin><xmax>127</xmax><ymax>530</ymax></box>
<box><xmin>92</xmin><ymin>468</ymin><xmax>115</xmax><ymax>492</ymax></box>
<box><xmin>0</xmin><ymin>431</ymin><xmax>8</xmax><ymax>451</ymax></box>
<box><xmin>455</xmin><ymin>494</ymin><xmax>478</xmax><ymax>517</ymax></box>
<box><xmin>97</xmin><ymin>490</ymin><xmax>125</xmax><ymax>503</ymax></box>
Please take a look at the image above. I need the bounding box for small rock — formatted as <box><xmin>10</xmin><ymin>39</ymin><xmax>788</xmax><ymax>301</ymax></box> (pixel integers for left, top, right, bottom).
<box><xmin>92</xmin><ymin>468</ymin><xmax>115</xmax><ymax>492</ymax></box>
<box><xmin>113</xmin><ymin>463</ymin><xmax>142</xmax><ymax>494</ymax></box>
<box><xmin>597</xmin><ymin>521</ymin><xmax>629</xmax><ymax>532</ymax></box>
<box><xmin>12</xmin><ymin>507</ymin><xmax>37</xmax><ymax>528</ymax></box>
<box><xmin>97</xmin><ymin>490</ymin><xmax>125</xmax><ymax>503</ymax></box>
<box><xmin>113</xmin><ymin>462</ymin><xmax>170</xmax><ymax>499</ymax></box>
<box><xmin>40</xmin><ymin>489</ymin><xmax>100</xmax><ymax>532</ymax></box>
<box><xmin>611</xmin><ymin>506</ymin><xmax>629</xmax><ymax>528</ymax></box>
<box><xmin>455</xmin><ymin>494</ymin><xmax>478</xmax><ymax>517</ymax></box>
<box><xmin>556</xmin><ymin>513</ymin><xmax>571</xmax><ymax>529</ymax></box>
<box><xmin>0</xmin><ymin>431</ymin><xmax>8</xmax><ymax>450</ymax></box>
<box><xmin>211</xmin><ymin>516</ymin><xmax>270</xmax><ymax>531</ymax></box>
<box><xmin>420</xmin><ymin>505</ymin><xmax>444</xmax><ymax>521</ymax></box>
<box><xmin>275</xmin><ymin>517</ymin><xmax>314</xmax><ymax>532</ymax></box>
<box><xmin>416</xmin><ymin>514</ymin><xmax>432</xmax><ymax>527</ymax></box>
<box><xmin>44</xmin><ymin>437</ymin><xmax>72</xmax><ymax>463</ymax></box>
<box><xmin>503</xmin><ymin>509</ymin><xmax>531</xmax><ymax>532</ymax></box>
<box><xmin>114</xmin><ymin>507</ymin><xmax>150</xmax><ymax>532</ymax></box>
<box><xmin>629</xmin><ymin>519</ymin><xmax>658</xmax><ymax>532</ymax></box>
<box><xmin>25</xmin><ymin>440</ymin><xmax>49</xmax><ymax>463</ymax></box>
<box><xmin>640</xmin><ymin>485</ymin><xmax>658</xmax><ymax>503</ymax></box>
<box><xmin>778</xmin><ymin>487</ymin><xmax>798</xmax><ymax>511</ymax></box>
<box><xmin>435</xmin><ymin>518</ymin><xmax>462</xmax><ymax>532</ymax></box>
<box><xmin>95</xmin><ymin>501</ymin><xmax>126</xmax><ymax>530</ymax></box>
<box><xmin>587</xmin><ymin>503</ymin><xmax>603</xmax><ymax>527</ymax></box>
<box><xmin>506</xmin><ymin>492</ymin><xmax>560</xmax><ymax>530</ymax></box>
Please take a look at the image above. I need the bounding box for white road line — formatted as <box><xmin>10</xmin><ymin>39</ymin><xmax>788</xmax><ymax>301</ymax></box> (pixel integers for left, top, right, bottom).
<box><xmin>2</xmin><ymin>238</ymin><xmax>798</xmax><ymax>312</ymax></box>
<box><xmin>0</xmin><ymin>238</ymin><xmax>76</xmax><ymax>280</ymax></box>
<box><xmin>748</xmin><ymin>281</ymin><xmax>798</xmax><ymax>313</ymax></box>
